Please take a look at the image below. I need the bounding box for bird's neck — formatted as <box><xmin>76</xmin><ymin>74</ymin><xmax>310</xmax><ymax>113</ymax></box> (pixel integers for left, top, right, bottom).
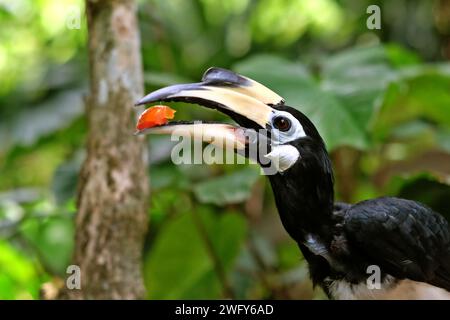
<box><xmin>268</xmin><ymin>146</ymin><xmax>335</xmax><ymax>243</ymax></box>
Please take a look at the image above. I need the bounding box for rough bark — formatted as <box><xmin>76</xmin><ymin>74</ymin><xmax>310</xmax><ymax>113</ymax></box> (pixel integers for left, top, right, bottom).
<box><xmin>61</xmin><ymin>0</ymin><xmax>149</xmax><ymax>299</ymax></box>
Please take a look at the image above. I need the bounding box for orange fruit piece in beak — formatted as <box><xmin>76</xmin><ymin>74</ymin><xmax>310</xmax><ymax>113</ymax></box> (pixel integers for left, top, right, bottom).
<box><xmin>136</xmin><ymin>105</ymin><xmax>176</xmax><ymax>131</ymax></box>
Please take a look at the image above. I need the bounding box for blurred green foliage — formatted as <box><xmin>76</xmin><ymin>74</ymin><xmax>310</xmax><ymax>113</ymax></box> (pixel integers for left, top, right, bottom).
<box><xmin>1</xmin><ymin>0</ymin><xmax>450</xmax><ymax>299</ymax></box>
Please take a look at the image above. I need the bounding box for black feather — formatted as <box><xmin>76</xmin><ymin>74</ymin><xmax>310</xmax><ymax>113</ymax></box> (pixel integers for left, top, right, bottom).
<box><xmin>266</xmin><ymin>106</ymin><xmax>450</xmax><ymax>296</ymax></box>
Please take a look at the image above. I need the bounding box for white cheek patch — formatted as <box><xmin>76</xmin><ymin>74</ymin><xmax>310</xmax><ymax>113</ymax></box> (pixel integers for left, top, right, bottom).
<box><xmin>264</xmin><ymin>145</ymin><xmax>300</xmax><ymax>172</ymax></box>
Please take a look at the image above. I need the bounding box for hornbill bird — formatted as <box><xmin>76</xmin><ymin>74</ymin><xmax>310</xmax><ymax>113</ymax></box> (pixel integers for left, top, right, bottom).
<box><xmin>135</xmin><ymin>67</ymin><xmax>450</xmax><ymax>299</ymax></box>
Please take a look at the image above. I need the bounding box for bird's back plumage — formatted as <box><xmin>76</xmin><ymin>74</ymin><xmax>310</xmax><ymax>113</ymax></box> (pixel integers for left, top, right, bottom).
<box><xmin>336</xmin><ymin>197</ymin><xmax>450</xmax><ymax>294</ymax></box>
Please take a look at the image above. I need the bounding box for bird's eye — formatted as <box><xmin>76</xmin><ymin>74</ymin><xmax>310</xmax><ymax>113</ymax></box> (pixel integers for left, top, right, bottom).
<box><xmin>273</xmin><ymin>116</ymin><xmax>291</xmax><ymax>132</ymax></box>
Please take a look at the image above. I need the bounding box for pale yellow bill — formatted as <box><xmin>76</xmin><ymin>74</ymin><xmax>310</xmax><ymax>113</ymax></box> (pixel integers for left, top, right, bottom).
<box><xmin>139</xmin><ymin>123</ymin><xmax>249</xmax><ymax>150</ymax></box>
<box><xmin>170</xmin><ymin>87</ymin><xmax>274</xmax><ymax>128</ymax></box>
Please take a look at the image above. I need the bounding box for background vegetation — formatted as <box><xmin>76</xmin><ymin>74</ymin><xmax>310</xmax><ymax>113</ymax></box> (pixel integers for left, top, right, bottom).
<box><xmin>1</xmin><ymin>0</ymin><xmax>450</xmax><ymax>299</ymax></box>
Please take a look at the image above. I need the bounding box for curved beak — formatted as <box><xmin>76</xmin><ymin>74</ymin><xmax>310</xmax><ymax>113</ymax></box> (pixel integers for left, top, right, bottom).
<box><xmin>135</xmin><ymin>67</ymin><xmax>283</xmax><ymax>130</ymax></box>
<box><xmin>134</xmin><ymin>67</ymin><xmax>283</xmax><ymax>157</ymax></box>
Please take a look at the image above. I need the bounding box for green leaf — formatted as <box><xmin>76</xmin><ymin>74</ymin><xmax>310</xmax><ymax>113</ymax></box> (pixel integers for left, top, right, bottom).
<box><xmin>321</xmin><ymin>46</ymin><xmax>388</xmax><ymax>76</ymax></box>
<box><xmin>193</xmin><ymin>167</ymin><xmax>260</xmax><ymax>205</ymax></box>
<box><xmin>150</xmin><ymin>189</ymin><xmax>192</xmax><ymax>225</ymax></box>
<box><xmin>0</xmin><ymin>240</ymin><xmax>43</xmax><ymax>299</ymax></box>
<box><xmin>149</xmin><ymin>164</ymin><xmax>189</xmax><ymax>190</ymax></box>
<box><xmin>373</xmin><ymin>68</ymin><xmax>450</xmax><ymax>140</ymax></box>
<box><xmin>234</xmin><ymin>54</ymin><xmax>369</xmax><ymax>150</ymax></box>
<box><xmin>277</xmin><ymin>241</ymin><xmax>303</xmax><ymax>270</ymax></box>
<box><xmin>385</xmin><ymin>43</ymin><xmax>421</xmax><ymax>68</ymax></box>
<box><xmin>144</xmin><ymin>209</ymin><xmax>247</xmax><ymax>299</ymax></box>
<box><xmin>321</xmin><ymin>45</ymin><xmax>397</xmax><ymax>132</ymax></box>
<box><xmin>19</xmin><ymin>216</ymin><xmax>74</xmax><ymax>275</ymax></box>
<box><xmin>2</xmin><ymin>89</ymin><xmax>84</xmax><ymax>150</ymax></box>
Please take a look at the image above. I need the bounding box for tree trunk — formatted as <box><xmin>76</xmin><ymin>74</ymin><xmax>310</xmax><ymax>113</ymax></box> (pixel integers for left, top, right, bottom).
<box><xmin>62</xmin><ymin>0</ymin><xmax>149</xmax><ymax>299</ymax></box>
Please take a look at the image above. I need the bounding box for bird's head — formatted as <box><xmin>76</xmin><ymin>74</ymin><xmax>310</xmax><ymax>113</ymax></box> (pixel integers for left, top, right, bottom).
<box><xmin>135</xmin><ymin>67</ymin><xmax>329</xmax><ymax>176</ymax></box>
